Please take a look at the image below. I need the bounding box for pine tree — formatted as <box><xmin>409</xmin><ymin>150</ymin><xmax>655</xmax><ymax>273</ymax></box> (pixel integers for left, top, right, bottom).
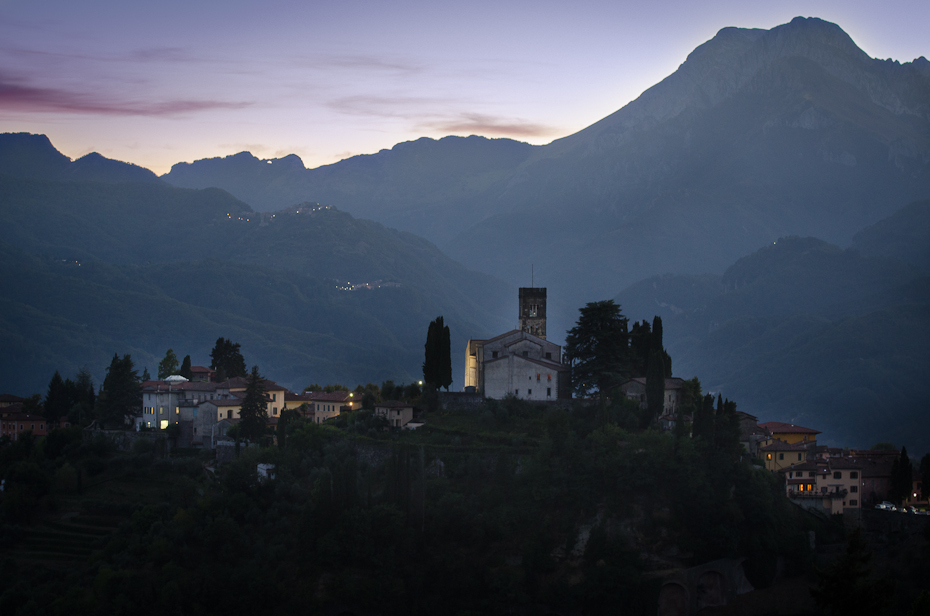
<box><xmin>141</xmin><ymin>367</ymin><xmax>151</xmax><ymax>381</ymax></box>
<box><xmin>210</xmin><ymin>338</ymin><xmax>247</xmax><ymax>380</ymax></box>
<box><xmin>239</xmin><ymin>366</ymin><xmax>268</xmax><ymax>441</ymax></box>
<box><xmin>95</xmin><ymin>354</ymin><xmax>142</xmax><ymax>428</ymax></box>
<box><xmin>157</xmin><ymin>349</ymin><xmax>179</xmax><ymax>380</ymax></box>
<box><xmin>564</xmin><ymin>300</ymin><xmax>631</xmax><ymax>397</ymax></box>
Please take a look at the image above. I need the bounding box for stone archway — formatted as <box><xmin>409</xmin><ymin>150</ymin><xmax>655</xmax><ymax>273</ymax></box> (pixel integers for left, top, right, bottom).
<box><xmin>658</xmin><ymin>582</ymin><xmax>689</xmax><ymax>616</ymax></box>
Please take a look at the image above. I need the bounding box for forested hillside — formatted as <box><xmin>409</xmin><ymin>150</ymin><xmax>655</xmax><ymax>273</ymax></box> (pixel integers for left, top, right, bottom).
<box><xmin>0</xmin><ymin>152</ymin><xmax>512</xmax><ymax>394</ymax></box>
<box><xmin>615</xmin><ymin>213</ymin><xmax>930</xmax><ymax>452</ymax></box>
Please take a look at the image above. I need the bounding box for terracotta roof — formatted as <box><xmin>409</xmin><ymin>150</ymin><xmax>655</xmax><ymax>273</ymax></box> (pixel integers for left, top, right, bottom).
<box><xmin>285</xmin><ymin>392</ymin><xmax>314</xmax><ymax>402</ymax></box>
<box><xmin>375</xmin><ymin>400</ymin><xmax>414</xmax><ymax>409</ymax></box>
<box><xmin>760</xmin><ymin>439</ymin><xmax>810</xmax><ymax>452</ymax></box>
<box><xmin>223</xmin><ymin>377</ymin><xmax>285</xmax><ymax>391</ymax></box>
<box><xmin>191</xmin><ymin>366</ymin><xmax>214</xmax><ymax>373</ymax></box>
<box><xmin>142</xmin><ymin>381</ymin><xmax>219</xmax><ymax>392</ymax></box>
<box><xmin>0</xmin><ymin>394</ymin><xmax>25</xmax><ymax>403</ymax></box>
<box><xmin>307</xmin><ymin>391</ymin><xmax>353</xmax><ymax>402</ymax></box>
<box><xmin>758</xmin><ymin>421</ymin><xmax>821</xmax><ymax>435</ymax></box>
<box><xmin>735</xmin><ymin>411</ymin><xmax>759</xmax><ymax>422</ymax></box>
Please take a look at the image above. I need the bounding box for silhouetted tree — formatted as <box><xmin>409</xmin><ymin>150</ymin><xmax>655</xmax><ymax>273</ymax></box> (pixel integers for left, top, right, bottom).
<box><xmin>565</xmin><ymin>300</ymin><xmax>631</xmax><ymax>397</ymax></box>
<box><xmin>891</xmin><ymin>446</ymin><xmax>913</xmax><ymax>504</ymax></box>
<box><xmin>44</xmin><ymin>371</ymin><xmax>70</xmax><ymax>423</ymax></box>
<box><xmin>157</xmin><ymin>348</ymin><xmax>179</xmax><ymax>380</ymax></box>
<box><xmin>423</xmin><ymin>316</ymin><xmax>451</xmax><ymax>389</ymax></box>
<box><xmin>179</xmin><ymin>355</ymin><xmax>193</xmax><ymax>380</ymax></box>
<box><xmin>95</xmin><ymin>354</ymin><xmax>142</xmax><ymax>428</ymax></box>
<box><xmin>210</xmin><ymin>338</ymin><xmax>247</xmax><ymax>380</ymax></box>
<box><xmin>239</xmin><ymin>366</ymin><xmax>267</xmax><ymax>441</ymax></box>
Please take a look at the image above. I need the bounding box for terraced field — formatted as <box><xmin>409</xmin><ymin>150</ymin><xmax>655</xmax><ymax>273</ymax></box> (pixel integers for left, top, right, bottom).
<box><xmin>7</xmin><ymin>512</ymin><xmax>121</xmax><ymax>567</ymax></box>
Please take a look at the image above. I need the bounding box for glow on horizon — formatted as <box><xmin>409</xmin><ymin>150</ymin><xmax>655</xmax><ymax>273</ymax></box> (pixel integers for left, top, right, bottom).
<box><xmin>1</xmin><ymin>0</ymin><xmax>927</xmax><ymax>175</ymax></box>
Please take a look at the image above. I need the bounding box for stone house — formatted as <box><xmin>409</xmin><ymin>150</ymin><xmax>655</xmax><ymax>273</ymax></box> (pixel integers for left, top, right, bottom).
<box><xmin>374</xmin><ymin>401</ymin><xmax>414</xmax><ymax>428</ymax></box>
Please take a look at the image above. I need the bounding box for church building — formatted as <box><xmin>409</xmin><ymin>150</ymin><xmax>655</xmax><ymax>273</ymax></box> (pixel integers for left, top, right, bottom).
<box><xmin>464</xmin><ymin>288</ymin><xmax>571</xmax><ymax>400</ymax></box>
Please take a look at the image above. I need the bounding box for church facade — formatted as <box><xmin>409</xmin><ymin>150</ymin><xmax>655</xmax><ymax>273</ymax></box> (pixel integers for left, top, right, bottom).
<box><xmin>464</xmin><ymin>288</ymin><xmax>571</xmax><ymax>400</ymax></box>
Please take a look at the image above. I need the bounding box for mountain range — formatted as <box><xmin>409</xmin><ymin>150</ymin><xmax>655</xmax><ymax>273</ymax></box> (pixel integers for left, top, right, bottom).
<box><xmin>161</xmin><ymin>16</ymin><xmax>930</xmax><ymax>338</ymax></box>
<box><xmin>2</xmin><ymin>16</ymin><xmax>928</xmax><ymax>450</ymax></box>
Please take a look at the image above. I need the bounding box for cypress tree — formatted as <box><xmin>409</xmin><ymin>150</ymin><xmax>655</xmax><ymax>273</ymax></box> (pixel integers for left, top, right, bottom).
<box><xmin>179</xmin><ymin>355</ymin><xmax>193</xmax><ymax>380</ymax></box>
<box><xmin>423</xmin><ymin>318</ymin><xmax>439</xmax><ymax>386</ymax></box>
<box><xmin>440</xmin><ymin>319</ymin><xmax>452</xmax><ymax>391</ymax></box>
<box><xmin>95</xmin><ymin>354</ymin><xmax>142</xmax><ymax>428</ymax></box>
<box><xmin>645</xmin><ymin>348</ymin><xmax>666</xmax><ymax>426</ymax></box>
<box><xmin>44</xmin><ymin>371</ymin><xmax>69</xmax><ymax>423</ymax></box>
<box><xmin>239</xmin><ymin>366</ymin><xmax>268</xmax><ymax>441</ymax></box>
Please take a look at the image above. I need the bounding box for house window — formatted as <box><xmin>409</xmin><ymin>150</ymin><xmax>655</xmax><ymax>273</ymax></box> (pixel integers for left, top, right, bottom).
<box><xmin>809</xmin><ymin>471</ymin><xmax>815</xmax><ymax>477</ymax></box>
<box><xmin>547</xmin><ymin>388</ymin><xmax>551</xmax><ymax>397</ymax></box>
<box><xmin>515</xmin><ymin>389</ymin><xmax>519</xmax><ymax>395</ymax></box>
<box><xmin>492</xmin><ymin>351</ymin><xmax>498</xmax><ymax>359</ymax></box>
<box><xmin>273</xmin><ymin>408</ymin><xmax>278</xmax><ymax>416</ymax></box>
<box><xmin>545</xmin><ymin>352</ymin><xmax>552</xmax><ymax>360</ymax></box>
<box><xmin>797</xmin><ymin>453</ymin><xmax>803</xmax><ymax>461</ymax></box>
<box><xmin>834</xmin><ymin>471</ymin><xmax>842</xmax><ymax>479</ymax></box>
<box><xmin>849</xmin><ymin>499</ymin><xmax>858</xmax><ymax>506</ymax></box>
<box><xmin>850</xmin><ymin>486</ymin><xmax>857</xmax><ymax>493</ymax></box>
<box><xmin>537</xmin><ymin>374</ymin><xmax>540</xmax><ymax>381</ymax></box>
<box><xmin>850</xmin><ymin>471</ymin><xmax>858</xmax><ymax>479</ymax></box>
<box><xmin>766</xmin><ymin>453</ymin><xmax>772</xmax><ymax>460</ymax></box>
<box><xmin>528</xmin><ymin>389</ymin><xmax>532</xmax><ymax>395</ymax></box>
<box><xmin>779</xmin><ymin>453</ymin><xmax>784</xmax><ymax>460</ymax></box>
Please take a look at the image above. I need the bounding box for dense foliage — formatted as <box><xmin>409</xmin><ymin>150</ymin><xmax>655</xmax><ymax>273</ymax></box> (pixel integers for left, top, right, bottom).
<box><xmin>0</xmin><ymin>391</ymin><xmax>837</xmax><ymax>615</ymax></box>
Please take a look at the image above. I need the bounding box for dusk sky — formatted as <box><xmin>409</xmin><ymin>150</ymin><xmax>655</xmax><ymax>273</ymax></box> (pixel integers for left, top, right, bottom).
<box><xmin>2</xmin><ymin>0</ymin><xmax>927</xmax><ymax>175</ymax></box>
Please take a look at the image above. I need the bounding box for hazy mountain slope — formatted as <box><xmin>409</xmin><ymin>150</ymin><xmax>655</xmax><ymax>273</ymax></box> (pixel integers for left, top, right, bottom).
<box><xmin>851</xmin><ymin>198</ymin><xmax>930</xmax><ymax>270</ymax></box>
<box><xmin>156</xmin><ymin>18</ymin><xmax>930</xmax><ymax>345</ymax></box>
<box><xmin>0</xmin><ymin>166</ymin><xmax>512</xmax><ymax>395</ymax></box>
<box><xmin>448</xmin><ymin>17</ymin><xmax>930</xmax><ymax>307</ymax></box>
<box><xmin>0</xmin><ymin>133</ymin><xmax>162</xmax><ymax>184</ymax></box>
<box><xmin>614</xmin><ymin>221</ymin><xmax>930</xmax><ymax>452</ymax></box>
<box><xmin>163</xmin><ymin>135</ymin><xmax>535</xmax><ymax>244</ymax></box>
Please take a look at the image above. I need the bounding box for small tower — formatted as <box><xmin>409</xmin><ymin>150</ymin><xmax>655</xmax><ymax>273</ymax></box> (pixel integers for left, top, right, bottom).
<box><xmin>519</xmin><ymin>287</ymin><xmax>546</xmax><ymax>339</ymax></box>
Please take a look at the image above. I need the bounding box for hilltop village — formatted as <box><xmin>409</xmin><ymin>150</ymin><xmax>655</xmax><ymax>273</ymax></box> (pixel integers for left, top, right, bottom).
<box><xmin>2</xmin><ymin>288</ymin><xmax>925</xmax><ymax>516</ymax></box>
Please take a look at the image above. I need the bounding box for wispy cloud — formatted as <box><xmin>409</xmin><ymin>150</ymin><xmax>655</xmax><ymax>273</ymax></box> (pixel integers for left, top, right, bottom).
<box><xmin>0</xmin><ymin>73</ymin><xmax>250</xmax><ymax>116</ymax></box>
<box><xmin>327</xmin><ymin>94</ymin><xmax>453</xmax><ymax>118</ymax></box>
<box><xmin>417</xmin><ymin>113</ymin><xmax>560</xmax><ymax>138</ymax></box>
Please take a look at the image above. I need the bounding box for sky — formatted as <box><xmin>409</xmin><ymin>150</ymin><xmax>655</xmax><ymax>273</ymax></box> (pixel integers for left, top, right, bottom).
<box><xmin>1</xmin><ymin>0</ymin><xmax>928</xmax><ymax>175</ymax></box>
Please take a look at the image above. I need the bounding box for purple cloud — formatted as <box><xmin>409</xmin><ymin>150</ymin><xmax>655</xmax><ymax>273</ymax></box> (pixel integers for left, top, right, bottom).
<box><xmin>417</xmin><ymin>112</ymin><xmax>560</xmax><ymax>138</ymax></box>
<box><xmin>0</xmin><ymin>73</ymin><xmax>250</xmax><ymax>116</ymax></box>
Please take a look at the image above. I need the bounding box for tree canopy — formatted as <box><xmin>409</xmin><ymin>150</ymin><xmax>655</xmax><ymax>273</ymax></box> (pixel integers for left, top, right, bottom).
<box><xmin>95</xmin><ymin>354</ymin><xmax>141</xmax><ymax>428</ymax></box>
<box><xmin>157</xmin><ymin>348</ymin><xmax>180</xmax><ymax>380</ymax></box>
<box><xmin>564</xmin><ymin>300</ymin><xmax>631</xmax><ymax>397</ymax></box>
<box><xmin>210</xmin><ymin>337</ymin><xmax>247</xmax><ymax>381</ymax></box>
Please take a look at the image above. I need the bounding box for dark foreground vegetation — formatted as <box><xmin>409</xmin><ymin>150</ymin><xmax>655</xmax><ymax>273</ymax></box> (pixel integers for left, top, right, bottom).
<box><xmin>9</xmin><ymin>392</ymin><xmax>925</xmax><ymax>616</ymax></box>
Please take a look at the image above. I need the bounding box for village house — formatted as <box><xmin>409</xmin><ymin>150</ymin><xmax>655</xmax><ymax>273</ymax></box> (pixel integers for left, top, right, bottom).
<box><xmin>306</xmin><ymin>390</ymin><xmax>358</xmax><ymax>423</ymax></box>
<box><xmin>374</xmin><ymin>400</ymin><xmax>415</xmax><ymax>428</ymax></box>
<box><xmin>0</xmin><ymin>412</ymin><xmax>49</xmax><ymax>441</ymax></box>
<box><xmin>760</xmin><ymin>439</ymin><xmax>811</xmax><ymax>472</ymax></box>
<box><xmin>781</xmin><ymin>457</ymin><xmax>864</xmax><ymax>514</ymax></box>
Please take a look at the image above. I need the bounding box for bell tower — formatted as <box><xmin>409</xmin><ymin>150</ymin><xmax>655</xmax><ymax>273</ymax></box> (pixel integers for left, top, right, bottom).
<box><xmin>518</xmin><ymin>287</ymin><xmax>546</xmax><ymax>339</ymax></box>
